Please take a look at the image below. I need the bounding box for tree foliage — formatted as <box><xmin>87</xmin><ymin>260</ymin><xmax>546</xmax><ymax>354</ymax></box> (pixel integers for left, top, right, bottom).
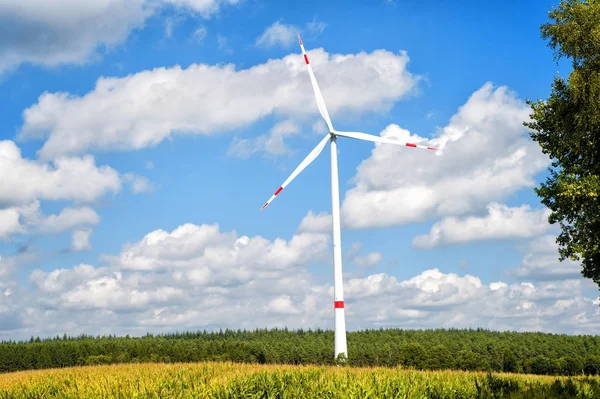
<box><xmin>525</xmin><ymin>0</ymin><xmax>600</xmax><ymax>286</ymax></box>
<box><xmin>0</xmin><ymin>328</ymin><xmax>599</xmax><ymax>377</ymax></box>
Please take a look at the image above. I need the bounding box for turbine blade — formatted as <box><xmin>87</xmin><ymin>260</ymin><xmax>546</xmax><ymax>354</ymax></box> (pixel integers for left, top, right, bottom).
<box><xmin>261</xmin><ymin>133</ymin><xmax>331</xmax><ymax>211</ymax></box>
<box><xmin>298</xmin><ymin>35</ymin><xmax>334</xmax><ymax>132</ymax></box>
<box><xmin>335</xmin><ymin>130</ymin><xmax>437</xmax><ymax>151</ymax></box>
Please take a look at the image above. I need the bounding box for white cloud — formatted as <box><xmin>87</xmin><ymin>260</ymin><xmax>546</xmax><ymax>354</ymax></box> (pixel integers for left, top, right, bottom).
<box><xmin>29</xmin><ymin>263</ymin><xmax>179</xmax><ymax>310</ymax></box>
<box><xmin>352</xmin><ymin>252</ymin><xmax>383</xmax><ymax>268</ymax></box>
<box><xmin>342</xmin><ymin>269</ymin><xmax>599</xmax><ymax>334</ymax></box>
<box><xmin>297</xmin><ymin>210</ymin><xmax>332</xmax><ymax>234</ymax></box>
<box><xmin>228</xmin><ymin>120</ymin><xmax>301</xmax><ymax>159</ymax></box>
<box><xmin>0</xmin><ymin>0</ymin><xmax>152</xmax><ymax>74</ymax></box>
<box><xmin>0</xmin><ymin>207</ymin><xmax>25</xmax><ymax>239</ymax></box>
<box><xmin>0</xmin><ymin>251</ymin><xmax>39</xmax><ymax>288</ymax></box>
<box><xmin>105</xmin><ymin>222</ymin><xmax>330</xmax><ymax>275</ymax></box>
<box><xmin>163</xmin><ymin>0</ymin><xmax>239</xmax><ymax>18</ymax></box>
<box><xmin>341</xmin><ymin>83</ymin><xmax>550</xmax><ymax>229</ymax></box>
<box><xmin>0</xmin><ymin>201</ymin><xmax>98</xmax><ymax>240</ymax></box>
<box><xmin>305</xmin><ymin>18</ymin><xmax>327</xmax><ymax>37</ymax></box>
<box><xmin>72</xmin><ymin>229</ymin><xmax>93</xmax><ymax>251</ymax></box>
<box><xmin>20</xmin><ymin>47</ymin><xmax>419</xmax><ymax>159</ymax></box>
<box><xmin>412</xmin><ymin>203</ymin><xmax>552</xmax><ymax>248</ymax></box>
<box><xmin>0</xmin><ymin>218</ymin><xmax>597</xmax><ymax>339</ymax></box>
<box><xmin>0</xmin><ymin>140</ymin><xmax>121</xmax><ymax>206</ymax></box>
<box><xmin>256</xmin><ymin>21</ymin><xmax>299</xmax><ymax>48</ymax></box>
<box><xmin>256</xmin><ymin>19</ymin><xmax>326</xmax><ymax>49</ymax></box>
<box><xmin>0</xmin><ymin>200</ymin><xmax>99</xmax><ymax>242</ymax></box>
<box><xmin>217</xmin><ymin>34</ymin><xmax>232</xmax><ymax>54</ymax></box>
<box><xmin>164</xmin><ymin>15</ymin><xmax>183</xmax><ymax>38</ymax></box>
<box><xmin>191</xmin><ymin>25</ymin><xmax>207</xmax><ymax>43</ymax></box>
<box><xmin>123</xmin><ymin>173</ymin><xmax>154</xmax><ymax>193</ymax></box>
<box><xmin>37</xmin><ymin>206</ymin><xmax>100</xmax><ymax>234</ymax></box>
<box><xmin>18</xmin><ymin>221</ymin><xmax>331</xmax><ymax>335</ymax></box>
<box><xmin>0</xmin><ymin>0</ymin><xmax>240</xmax><ymax>75</ymax></box>
<box><xmin>15</xmin><ymin>256</ymin><xmax>600</xmax><ymax>340</ymax></box>
<box><xmin>511</xmin><ymin>235</ymin><xmax>583</xmax><ymax>281</ymax></box>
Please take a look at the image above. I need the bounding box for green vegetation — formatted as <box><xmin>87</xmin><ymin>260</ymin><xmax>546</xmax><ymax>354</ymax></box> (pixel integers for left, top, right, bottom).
<box><xmin>2</xmin><ymin>328</ymin><xmax>600</xmax><ymax>377</ymax></box>
<box><xmin>526</xmin><ymin>0</ymin><xmax>600</xmax><ymax>286</ymax></box>
<box><xmin>1</xmin><ymin>362</ymin><xmax>599</xmax><ymax>398</ymax></box>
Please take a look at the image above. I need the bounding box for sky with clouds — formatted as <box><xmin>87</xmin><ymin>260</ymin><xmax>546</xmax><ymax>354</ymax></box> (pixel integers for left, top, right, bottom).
<box><xmin>1</xmin><ymin>0</ymin><xmax>598</xmax><ymax>341</ymax></box>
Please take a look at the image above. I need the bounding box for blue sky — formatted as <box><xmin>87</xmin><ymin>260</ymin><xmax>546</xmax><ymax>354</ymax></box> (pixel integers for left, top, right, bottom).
<box><xmin>1</xmin><ymin>0</ymin><xmax>597</xmax><ymax>341</ymax></box>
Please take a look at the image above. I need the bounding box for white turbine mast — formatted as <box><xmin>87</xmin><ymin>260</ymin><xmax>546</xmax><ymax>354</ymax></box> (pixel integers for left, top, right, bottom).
<box><xmin>260</xmin><ymin>35</ymin><xmax>437</xmax><ymax>361</ymax></box>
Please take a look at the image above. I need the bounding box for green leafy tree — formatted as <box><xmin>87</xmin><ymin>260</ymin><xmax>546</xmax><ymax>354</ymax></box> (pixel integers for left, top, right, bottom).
<box><xmin>525</xmin><ymin>0</ymin><xmax>600</xmax><ymax>286</ymax></box>
<box><xmin>502</xmin><ymin>348</ymin><xmax>519</xmax><ymax>373</ymax></box>
<box><xmin>399</xmin><ymin>343</ymin><xmax>426</xmax><ymax>369</ymax></box>
<box><xmin>427</xmin><ymin>345</ymin><xmax>453</xmax><ymax>370</ymax></box>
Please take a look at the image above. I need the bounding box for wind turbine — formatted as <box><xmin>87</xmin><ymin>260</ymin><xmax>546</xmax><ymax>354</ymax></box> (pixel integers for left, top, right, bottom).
<box><xmin>260</xmin><ymin>35</ymin><xmax>437</xmax><ymax>361</ymax></box>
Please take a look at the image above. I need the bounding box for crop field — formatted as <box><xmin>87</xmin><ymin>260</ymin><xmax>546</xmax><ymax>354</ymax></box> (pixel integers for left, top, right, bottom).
<box><xmin>0</xmin><ymin>362</ymin><xmax>599</xmax><ymax>398</ymax></box>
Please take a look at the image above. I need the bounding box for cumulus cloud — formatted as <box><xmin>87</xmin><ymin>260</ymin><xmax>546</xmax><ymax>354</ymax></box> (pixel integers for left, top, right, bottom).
<box><xmin>510</xmin><ymin>235</ymin><xmax>583</xmax><ymax>281</ymax></box>
<box><xmin>0</xmin><ymin>140</ymin><xmax>120</xmax><ymax>206</ymax></box>
<box><xmin>72</xmin><ymin>229</ymin><xmax>93</xmax><ymax>251</ymax></box>
<box><xmin>0</xmin><ymin>251</ymin><xmax>39</xmax><ymax>288</ymax></box>
<box><xmin>105</xmin><ymin>222</ymin><xmax>330</xmax><ymax>275</ymax></box>
<box><xmin>341</xmin><ymin>83</ymin><xmax>550</xmax><ymax>229</ymax></box>
<box><xmin>20</xmin><ymin>48</ymin><xmax>419</xmax><ymax>159</ymax></box>
<box><xmin>13</xmin><ymin>255</ymin><xmax>600</xmax><ymax>340</ymax></box>
<box><xmin>0</xmin><ymin>207</ymin><xmax>26</xmax><ymax>239</ymax></box>
<box><xmin>342</xmin><ymin>269</ymin><xmax>598</xmax><ymax>334</ymax></box>
<box><xmin>297</xmin><ymin>210</ymin><xmax>332</xmax><ymax>234</ymax></box>
<box><xmin>228</xmin><ymin>120</ymin><xmax>301</xmax><ymax>159</ymax></box>
<box><xmin>0</xmin><ymin>201</ymin><xmax>99</xmax><ymax>240</ymax></box>
<box><xmin>0</xmin><ymin>0</ymin><xmax>240</xmax><ymax>74</ymax></box>
<box><xmin>3</xmin><ymin>214</ymin><xmax>596</xmax><ymax>340</ymax></box>
<box><xmin>16</xmin><ymin>221</ymin><xmax>331</xmax><ymax>337</ymax></box>
<box><xmin>0</xmin><ymin>216</ymin><xmax>597</xmax><ymax>340</ymax></box>
<box><xmin>412</xmin><ymin>203</ymin><xmax>552</xmax><ymax>248</ymax></box>
<box><xmin>37</xmin><ymin>206</ymin><xmax>100</xmax><ymax>234</ymax></box>
<box><xmin>0</xmin><ymin>0</ymin><xmax>151</xmax><ymax>74</ymax></box>
<box><xmin>256</xmin><ymin>18</ymin><xmax>327</xmax><ymax>48</ymax></box>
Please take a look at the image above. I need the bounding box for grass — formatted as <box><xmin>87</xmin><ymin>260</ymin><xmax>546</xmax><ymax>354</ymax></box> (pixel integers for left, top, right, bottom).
<box><xmin>1</xmin><ymin>361</ymin><xmax>599</xmax><ymax>398</ymax></box>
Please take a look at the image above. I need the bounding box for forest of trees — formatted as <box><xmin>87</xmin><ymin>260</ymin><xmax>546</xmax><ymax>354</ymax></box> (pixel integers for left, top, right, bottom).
<box><xmin>2</xmin><ymin>328</ymin><xmax>600</xmax><ymax>377</ymax></box>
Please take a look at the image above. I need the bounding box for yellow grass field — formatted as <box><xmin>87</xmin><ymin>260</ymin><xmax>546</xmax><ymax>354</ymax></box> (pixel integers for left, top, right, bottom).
<box><xmin>0</xmin><ymin>361</ymin><xmax>599</xmax><ymax>398</ymax></box>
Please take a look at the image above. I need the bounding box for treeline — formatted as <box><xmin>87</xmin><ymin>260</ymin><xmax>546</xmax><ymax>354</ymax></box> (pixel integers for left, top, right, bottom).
<box><xmin>2</xmin><ymin>328</ymin><xmax>600</xmax><ymax>376</ymax></box>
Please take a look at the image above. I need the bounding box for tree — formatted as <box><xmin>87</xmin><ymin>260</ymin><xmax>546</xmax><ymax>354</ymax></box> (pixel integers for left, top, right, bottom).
<box><xmin>502</xmin><ymin>348</ymin><xmax>519</xmax><ymax>373</ymax></box>
<box><xmin>525</xmin><ymin>0</ymin><xmax>600</xmax><ymax>287</ymax></box>
<box><xmin>399</xmin><ymin>343</ymin><xmax>426</xmax><ymax>369</ymax></box>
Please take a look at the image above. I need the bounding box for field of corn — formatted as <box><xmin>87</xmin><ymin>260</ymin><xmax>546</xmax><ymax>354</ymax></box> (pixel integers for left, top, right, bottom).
<box><xmin>1</xmin><ymin>362</ymin><xmax>600</xmax><ymax>398</ymax></box>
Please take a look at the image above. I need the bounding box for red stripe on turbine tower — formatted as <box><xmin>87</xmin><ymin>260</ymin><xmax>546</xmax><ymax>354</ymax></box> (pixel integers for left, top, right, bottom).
<box><xmin>274</xmin><ymin>187</ymin><xmax>283</xmax><ymax>196</ymax></box>
<box><xmin>304</xmin><ymin>54</ymin><xmax>309</xmax><ymax>64</ymax></box>
<box><xmin>334</xmin><ymin>301</ymin><xmax>344</xmax><ymax>309</ymax></box>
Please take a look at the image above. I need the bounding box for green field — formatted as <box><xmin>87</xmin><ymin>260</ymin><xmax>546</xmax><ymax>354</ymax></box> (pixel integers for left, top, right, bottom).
<box><xmin>1</xmin><ymin>362</ymin><xmax>599</xmax><ymax>398</ymax></box>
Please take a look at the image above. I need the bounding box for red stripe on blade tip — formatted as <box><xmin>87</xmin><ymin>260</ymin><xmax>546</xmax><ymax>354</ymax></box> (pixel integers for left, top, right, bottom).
<box><xmin>427</xmin><ymin>147</ymin><xmax>437</xmax><ymax>151</ymax></box>
<box><xmin>260</xmin><ymin>202</ymin><xmax>269</xmax><ymax>211</ymax></box>
<box><xmin>298</xmin><ymin>36</ymin><xmax>303</xmax><ymax>45</ymax></box>
<box><xmin>274</xmin><ymin>187</ymin><xmax>283</xmax><ymax>196</ymax></box>
<box><xmin>406</xmin><ymin>143</ymin><xmax>417</xmax><ymax>148</ymax></box>
<box><xmin>304</xmin><ymin>54</ymin><xmax>309</xmax><ymax>64</ymax></box>
<box><xmin>334</xmin><ymin>301</ymin><xmax>344</xmax><ymax>309</ymax></box>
